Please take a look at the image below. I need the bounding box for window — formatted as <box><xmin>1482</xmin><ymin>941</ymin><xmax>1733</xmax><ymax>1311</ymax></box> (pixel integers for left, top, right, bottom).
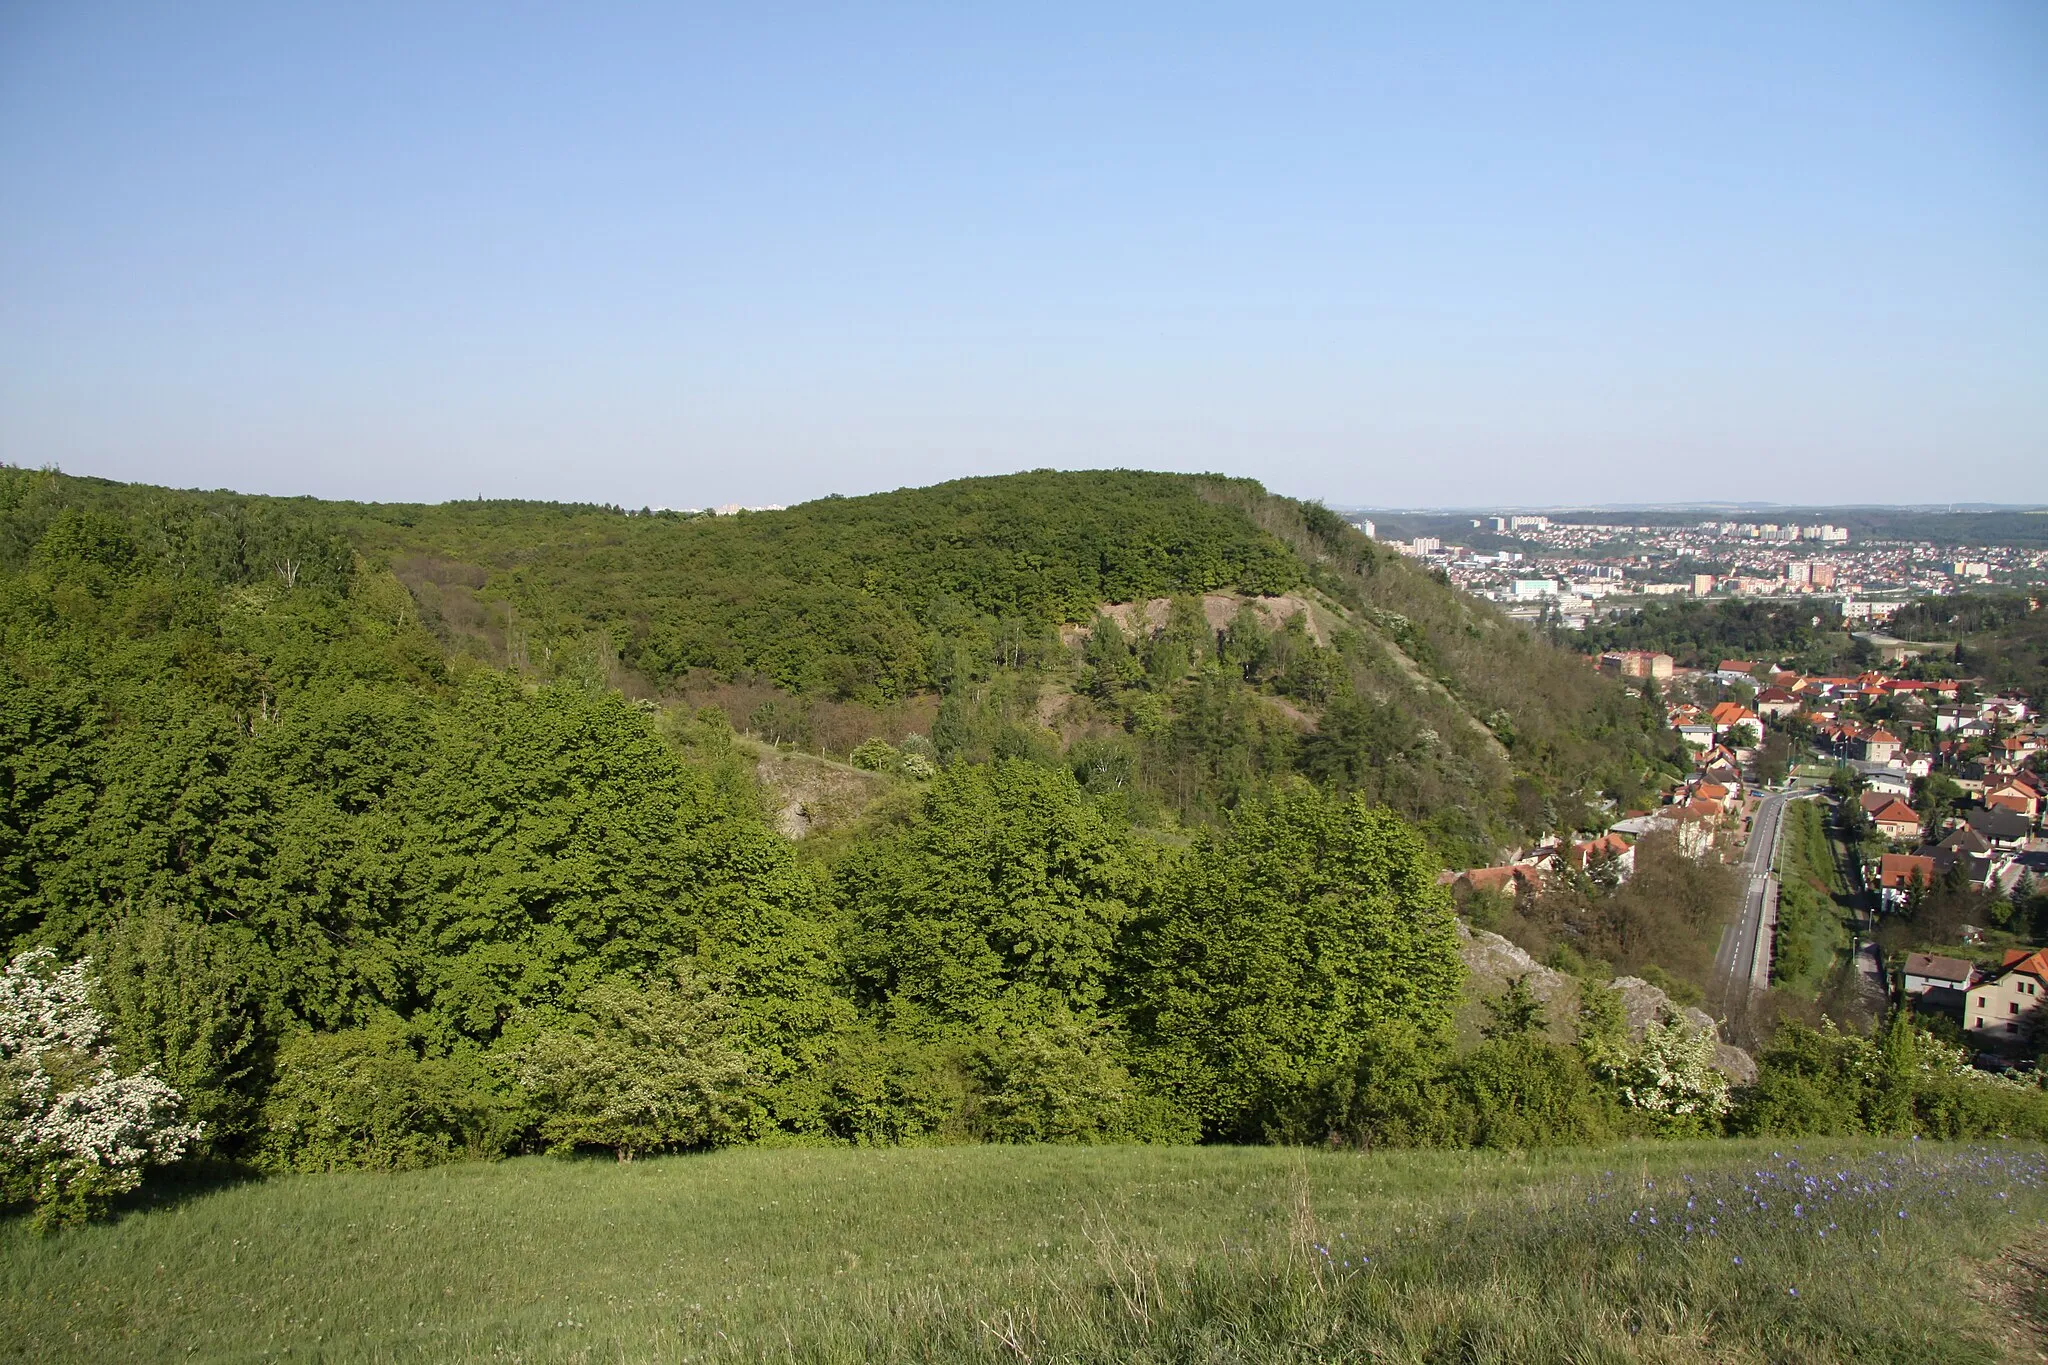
<box><xmin>2013</xmin><ymin>1003</ymin><xmax>2021</xmax><ymax>1015</ymax></box>
<box><xmin>1976</xmin><ymin>1017</ymin><xmax>1985</xmax><ymax>1028</ymax></box>
<box><xmin>2010</xmin><ymin>1023</ymin><xmax>2021</xmax><ymax>1034</ymax></box>
<box><xmin>1981</xmin><ymin>996</ymin><xmax>1990</xmax><ymax>1007</ymax></box>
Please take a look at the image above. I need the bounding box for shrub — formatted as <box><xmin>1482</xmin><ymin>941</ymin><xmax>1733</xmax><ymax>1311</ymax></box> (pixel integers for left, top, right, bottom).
<box><xmin>1594</xmin><ymin>1011</ymin><xmax>1731</xmax><ymax>1134</ymax></box>
<box><xmin>517</xmin><ymin>967</ymin><xmax>756</xmax><ymax>1160</ymax></box>
<box><xmin>1</xmin><ymin>949</ymin><xmax>201</xmax><ymax>1228</ymax></box>
<box><xmin>1444</xmin><ymin>1036</ymin><xmax>1615</xmax><ymax>1148</ymax></box>
<box><xmin>849</xmin><ymin>738</ymin><xmax>900</xmax><ymax>772</ymax></box>
<box><xmin>257</xmin><ymin>1018</ymin><xmax>512</xmax><ymax>1172</ymax></box>
<box><xmin>965</xmin><ymin>1012</ymin><xmax>1194</xmax><ymax>1144</ymax></box>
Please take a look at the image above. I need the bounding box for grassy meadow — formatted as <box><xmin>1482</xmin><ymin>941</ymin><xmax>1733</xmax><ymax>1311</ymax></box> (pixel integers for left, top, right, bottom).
<box><xmin>6</xmin><ymin>1140</ymin><xmax>2047</xmax><ymax>1363</ymax></box>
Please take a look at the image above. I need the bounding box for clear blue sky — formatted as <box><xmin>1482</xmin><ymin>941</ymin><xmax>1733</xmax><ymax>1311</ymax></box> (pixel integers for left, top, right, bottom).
<box><xmin>3</xmin><ymin>3</ymin><xmax>2043</xmax><ymax>508</ymax></box>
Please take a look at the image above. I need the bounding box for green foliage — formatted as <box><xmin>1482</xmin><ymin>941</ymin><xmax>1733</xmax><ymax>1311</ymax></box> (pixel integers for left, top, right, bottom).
<box><xmin>516</xmin><ymin>968</ymin><xmax>756</xmax><ymax>1159</ymax></box>
<box><xmin>0</xmin><ymin>464</ymin><xmax>1732</xmax><ymax>1179</ymax></box>
<box><xmin>1480</xmin><ymin>975</ymin><xmax>1548</xmax><ymax>1039</ymax></box>
<box><xmin>1770</xmin><ymin>800</ymin><xmax>1850</xmax><ymax>995</ymax></box>
<box><xmin>1443</xmin><ymin>1035</ymin><xmax>1615</xmax><ymax>1148</ymax></box>
<box><xmin>842</xmin><ymin>761</ymin><xmax>1152</xmax><ymax>1028</ymax></box>
<box><xmin>89</xmin><ymin>907</ymin><xmax>268</xmax><ymax>1149</ymax></box>
<box><xmin>1889</xmin><ymin>591</ymin><xmax>2048</xmax><ymax>704</ymax></box>
<box><xmin>963</xmin><ymin>1011</ymin><xmax>1184</xmax><ymax>1144</ymax></box>
<box><xmin>848</xmin><ymin>738</ymin><xmax>900</xmax><ymax>771</ymax></box>
<box><xmin>255</xmin><ymin>1019</ymin><xmax>512</xmax><ymax>1172</ymax></box>
<box><xmin>1735</xmin><ymin>1015</ymin><xmax>2048</xmax><ymax>1139</ymax></box>
<box><xmin>1578</xmin><ymin>599</ymin><xmax>1855</xmax><ymax>674</ymax></box>
<box><xmin>1127</xmin><ymin>790</ymin><xmax>1465</xmax><ymax>1140</ymax></box>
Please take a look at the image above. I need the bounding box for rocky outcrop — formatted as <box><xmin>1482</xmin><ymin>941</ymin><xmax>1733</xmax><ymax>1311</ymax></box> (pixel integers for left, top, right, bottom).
<box><xmin>1457</xmin><ymin>923</ymin><xmax>1756</xmax><ymax>1083</ymax></box>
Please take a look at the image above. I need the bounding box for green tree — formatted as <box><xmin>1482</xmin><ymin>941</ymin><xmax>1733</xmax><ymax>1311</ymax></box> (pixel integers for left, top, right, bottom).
<box><xmin>90</xmin><ymin>906</ymin><xmax>269</xmax><ymax>1151</ymax></box>
<box><xmin>517</xmin><ymin>967</ymin><xmax>757</xmax><ymax>1160</ymax></box>
<box><xmin>1128</xmin><ymin>790</ymin><xmax>1465</xmax><ymax>1140</ymax></box>
<box><xmin>840</xmin><ymin>761</ymin><xmax>1152</xmax><ymax>1029</ymax></box>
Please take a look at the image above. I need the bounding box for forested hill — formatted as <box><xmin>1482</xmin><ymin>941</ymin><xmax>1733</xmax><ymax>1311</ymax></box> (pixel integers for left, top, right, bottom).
<box><xmin>0</xmin><ymin>461</ymin><xmax>1821</xmax><ymax>1194</ymax></box>
<box><xmin>1</xmin><ymin>466</ymin><xmax>1678</xmax><ymax>858</ymax></box>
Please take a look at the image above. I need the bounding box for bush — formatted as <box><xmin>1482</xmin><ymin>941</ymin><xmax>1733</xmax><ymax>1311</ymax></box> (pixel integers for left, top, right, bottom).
<box><xmin>1</xmin><ymin>949</ymin><xmax>202</xmax><ymax>1228</ymax></box>
<box><xmin>849</xmin><ymin>738</ymin><xmax>900</xmax><ymax>772</ymax></box>
<box><xmin>1444</xmin><ymin>1036</ymin><xmax>1615</xmax><ymax>1148</ymax></box>
<box><xmin>965</xmin><ymin>1013</ymin><xmax>1193</xmax><ymax>1144</ymax></box>
<box><xmin>257</xmin><ymin>1018</ymin><xmax>512</xmax><ymax>1172</ymax></box>
<box><xmin>517</xmin><ymin>967</ymin><xmax>756</xmax><ymax>1159</ymax></box>
<box><xmin>1733</xmin><ymin>1013</ymin><xmax>2048</xmax><ymax>1139</ymax></box>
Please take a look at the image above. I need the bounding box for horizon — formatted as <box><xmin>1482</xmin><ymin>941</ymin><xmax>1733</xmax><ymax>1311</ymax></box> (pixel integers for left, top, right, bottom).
<box><xmin>16</xmin><ymin>458</ymin><xmax>2048</xmax><ymax>520</ymax></box>
<box><xmin>3</xmin><ymin>5</ymin><xmax>2044</xmax><ymax>508</ymax></box>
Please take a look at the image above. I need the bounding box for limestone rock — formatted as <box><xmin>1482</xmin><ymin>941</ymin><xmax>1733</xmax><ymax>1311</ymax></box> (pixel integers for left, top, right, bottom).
<box><xmin>1457</xmin><ymin>923</ymin><xmax>1757</xmax><ymax>1083</ymax></box>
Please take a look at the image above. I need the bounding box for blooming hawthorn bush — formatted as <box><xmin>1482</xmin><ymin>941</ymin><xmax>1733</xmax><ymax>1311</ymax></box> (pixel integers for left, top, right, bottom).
<box><xmin>1596</xmin><ymin>1011</ymin><xmax>1732</xmax><ymax>1127</ymax></box>
<box><xmin>1</xmin><ymin>948</ymin><xmax>202</xmax><ymax>1228</ymax></box>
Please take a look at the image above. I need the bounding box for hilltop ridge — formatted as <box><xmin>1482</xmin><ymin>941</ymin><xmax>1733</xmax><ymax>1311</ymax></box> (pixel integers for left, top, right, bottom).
<box><xmin>1</xmin><ymin>465</ymin><xmax>1680</xmax><ymax>858</ymax></box>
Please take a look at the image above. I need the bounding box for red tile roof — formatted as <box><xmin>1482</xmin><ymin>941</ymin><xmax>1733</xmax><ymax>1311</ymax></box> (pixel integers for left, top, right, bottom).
<box><xmin>1880</xmin><ymin>853</ymin><xmax>1936</xmax><ymax>890</ymax></box>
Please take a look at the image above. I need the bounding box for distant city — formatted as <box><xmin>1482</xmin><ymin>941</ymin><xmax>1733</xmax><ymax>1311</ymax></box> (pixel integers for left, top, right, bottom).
<box><xmin>1340</xmin><ymin>509</ymin><xmax>2048</xmax><ymax>631</ymax></box>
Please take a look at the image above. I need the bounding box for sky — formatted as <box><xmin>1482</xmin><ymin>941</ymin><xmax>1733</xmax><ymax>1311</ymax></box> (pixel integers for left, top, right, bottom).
<box><xmin>2</xmin><ymin>4</ymin><xmax>2044</xmax><ymax>510</ymax></box>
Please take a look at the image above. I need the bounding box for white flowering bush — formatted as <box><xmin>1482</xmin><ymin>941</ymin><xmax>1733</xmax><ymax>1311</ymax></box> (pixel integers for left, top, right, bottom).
<box><xmin>1</xmin><ymin>948</ymin><xmax>202</xmax><ymax>1228</ymax></box>
<box><xmin>1597</xmin><ymin>1012</ymin><xmax>1732</xmax><ymax>1123</ymax></box>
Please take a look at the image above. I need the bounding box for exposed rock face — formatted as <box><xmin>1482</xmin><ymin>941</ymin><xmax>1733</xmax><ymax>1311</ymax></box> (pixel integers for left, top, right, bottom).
<box><xmin>1457</xmin><ymin>923</ymin><xmax>1756</xmax><ymax>1083</ymax></box>
<box><xmin>1062</xmin><ymin>593</ymin><xmax>1333</xmax><ymax>646</ymax></box>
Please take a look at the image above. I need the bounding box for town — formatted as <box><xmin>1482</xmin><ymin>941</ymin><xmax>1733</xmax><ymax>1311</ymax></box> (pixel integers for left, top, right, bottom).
<box><xmin>1356</xmin><ymin>512</ymin><xmax>2048</xmax><ymax>630</ymax></box>
<box><xmin>1441</xmin><ymin>624</ymin><xmax>2048</xmax><ymax>1070</ymax></box>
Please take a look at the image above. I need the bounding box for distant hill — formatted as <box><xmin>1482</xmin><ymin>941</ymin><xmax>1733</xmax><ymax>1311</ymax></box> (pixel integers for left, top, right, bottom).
<box><xmin>0</xmin><ymin>465</ymin><xmax>1681</xmax><ymax>859</ymax></box>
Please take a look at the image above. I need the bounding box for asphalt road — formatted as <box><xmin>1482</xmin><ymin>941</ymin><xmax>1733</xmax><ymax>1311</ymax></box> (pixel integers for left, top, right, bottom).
<box><xmin>1714</xmin><ymin>789</ymin><xmax>1791</xmax><ymax>1023</ymax></box>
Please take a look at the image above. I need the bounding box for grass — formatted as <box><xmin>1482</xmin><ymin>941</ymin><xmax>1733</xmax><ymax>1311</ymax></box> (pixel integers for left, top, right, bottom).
<box><xmin>1772</xmin><ymin>801</ymin><xmax>1858</xmax><ymax>996</ymax></box>
<box><xmin>5</xmin><ymin>1140</ymin><xmax>2047</xmax><ymax>1363</ymax></box>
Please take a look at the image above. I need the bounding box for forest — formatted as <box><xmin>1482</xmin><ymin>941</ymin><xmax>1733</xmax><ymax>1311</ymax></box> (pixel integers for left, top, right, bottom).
<box><xmin>1887</xmin><ymin>592</ymin><xmax>2048</xmax><ymax>704</ymax></box>
<box><xmin>4</xmin><ymin>465</ymin><xmax>2044</xmax><ymax>1227</ymax></box>
<box><xmin>1576</xmin><ymin>599</ymin><xmax>1861</xmax><ymax>674</ymax></box>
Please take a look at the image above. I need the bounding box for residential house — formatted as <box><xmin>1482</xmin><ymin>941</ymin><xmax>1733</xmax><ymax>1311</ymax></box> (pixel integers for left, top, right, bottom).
<box><xmin>1936</xmin><ymin>705</ymin><xmax>1986</xmax><ymax>734</ymax></box>
<box><xmin>1902</xmin><ymin>952</ymin><xmax>1975</xmax><ymax>998</ymax></box>
<box><xmin>1965</xmin><ymin>806</ymin><xmax>2031</xmax><ymax>852</ymax></box>
<box><xmin>1610</xmin><ymin>805</ymin><xmax>1716</xmax><ymax>859</ymax></box>
<box><xmin>1860</xmin><ymin>729</ymin><xmax>1902</xmax><ymax>765</ymax></box>
<box><xmin>1879</xmin><ymin>853</ymin><xmax>1937</xmax><ymax>911</ymax></box>
<box><xmin>1858</xmin><ymin>767</ymin><xmax>1914</xmax><ymax>797</ymax></box>
<box><xmin>1443</xmin><ymin>865</ymin><xmax>1540</xmax><ymax>900</ymax></box>
<box><xmin>1966</xmin><ymin>948</ymin><xmax>2048</xmax><ymax>1047</ymax></box>
<box><xmin>1695</xmin><ymin>765</ymin><xmax>1744</xmax><ymax>794</ymax></box>
<box><xmin>1996</xmin><ymin>734</ymin><xmax>2041</xmax><ymax>764</ymax></box>
<box><xmin>1710</xmin><ymin>701</ymin><xmax>1763</xmax><ymax>746</ymax></box>
<box><xmin>1754</xmin><ymin>685</ymin><xmax>1801</xmax><ymax>718</ymax></box>
<box><xmin>1858</xmin><ymin>794</ymin><xmax>1922</xmax><ymax>843</ymax></box>
<box><xmin>1599</xmin><ymin>650</ymin><xmax>1675</xmax><ymax>681</ymax></box>
<box><xmin>1926</xmin><ymin>826</ymin><xmax>2000</xmax><ymax>890</ymax></box>
<box><xmin>1698</xmin><ymin>743</ymin><xmax>1741</xmax><ymax>773</ymax></box>
<box><xmin>1568</xmin><ymin>832</ymin><xmax>1636</xmax><ymax>883</ymax></box>
<box><xmin>1986</xmin><ymin>697</ymin><xmax>2032</xmax><ymax>725</ymax></box>
<box><xmin>1677</xmin><ymin>723</ymin><xmax>1716</xmax><ymax>750</ymax></box>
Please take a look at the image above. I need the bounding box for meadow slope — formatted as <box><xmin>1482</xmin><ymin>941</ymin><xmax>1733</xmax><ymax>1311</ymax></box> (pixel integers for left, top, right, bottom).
<box><xmin>6</xmin><ymin>1140</ymin><xmax>2046</xmax><ymax>1363</ymax></box>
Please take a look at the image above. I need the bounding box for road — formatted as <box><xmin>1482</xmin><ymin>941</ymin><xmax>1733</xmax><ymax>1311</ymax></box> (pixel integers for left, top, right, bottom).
<box><xmin>1713</xmin><ymin>788</ymin><xmax>1792</xmax><ymax>1025</ymax></box>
